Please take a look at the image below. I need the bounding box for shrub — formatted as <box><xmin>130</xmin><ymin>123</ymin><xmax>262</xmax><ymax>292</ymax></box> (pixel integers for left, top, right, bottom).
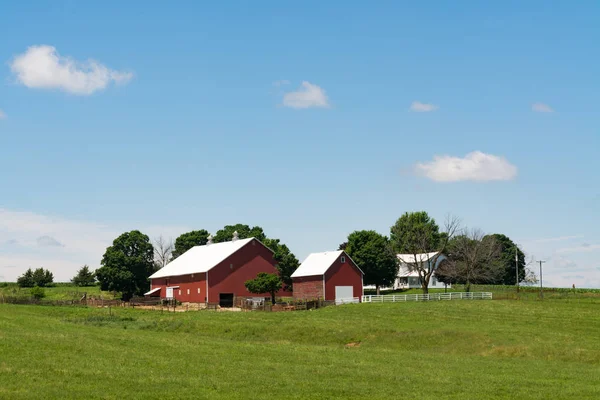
<box><xmin>30</xmin><ymin>286</ymin><xmax>46</xmax><ymax>300</ymax></box>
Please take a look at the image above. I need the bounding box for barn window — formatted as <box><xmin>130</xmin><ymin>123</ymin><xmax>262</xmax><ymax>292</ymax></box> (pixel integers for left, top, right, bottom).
<box><xmin>230</xmin><ymin>263</ymin><xmax>233</xmax><ymax>269</ymax></box>
<box><xmin>187</xmin><ymin>289</ymin><xmax>190</xmax><ymax>295</ymax></box>
<box><xmin>341</xmin><ymin>256</ymin><xmax>346</xmax><ymax>263</ymax></box>
<box><xmin>197</xmin><ymin>288</ymin><xmax>201</xmax><ymax>294</ymax></box>
<box><xmin>191</xmin><ymin>274</ymin><xmax>194</xmax><ymax>278</ymax></box>
<box><xmin>178</xmin><ymin>290</ymin><xmax>181</xmax><ymax>295</ymax></box>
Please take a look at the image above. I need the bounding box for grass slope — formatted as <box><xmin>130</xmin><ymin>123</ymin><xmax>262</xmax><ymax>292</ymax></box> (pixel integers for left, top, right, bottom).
<box><xmin>1</xmin><ymin>300</ymin><xmax>599</xmax><ymax>399</ymax></box>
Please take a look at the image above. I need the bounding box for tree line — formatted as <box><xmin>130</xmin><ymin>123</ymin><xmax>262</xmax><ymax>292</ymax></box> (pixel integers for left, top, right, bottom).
<box><xmin>14</xmin><ymin>212</ymin><xmax>535</xmax><ymax>300</ymax></box>
<box><xmin>340</xmin><ymin>211</ymin><xmax>535</xmax><ymax>294</ymax></box>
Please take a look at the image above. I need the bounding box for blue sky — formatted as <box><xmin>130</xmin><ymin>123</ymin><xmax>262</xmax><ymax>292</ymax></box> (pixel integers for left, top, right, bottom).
<box><xmin>0</xmin><ymin>1</ymin><xmax>598</xmax><ymax>287</ymax></box>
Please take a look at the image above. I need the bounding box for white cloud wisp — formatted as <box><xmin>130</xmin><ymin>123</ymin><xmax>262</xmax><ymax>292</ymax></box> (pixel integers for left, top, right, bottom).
<box><xmin>532</xmin><ymin>103</ymin><xmax>554</xmax><ymax>113</ymax></box>
<box><xmin>409</xmin><ymin>101</ymin><xmax>438</xmax><ymax>112</ymax></box>
<box><xmin>9</xmin><ymin>45</ymin><xmax>133</xmax><ymax>95</ymax></box>
<box><xmin>414</xmin><ymin>151</ymin><xmax>518</xmax><ymax>182</ymax></box>
<box><xmin>0</xmin><ymin>110</ymin><xmax>6</xmax><ymax>119</ymax></box>
<box><xmin>283</xmin><ymin>81</ymin><xmax>330</xmax><ymax>109</ymax></box>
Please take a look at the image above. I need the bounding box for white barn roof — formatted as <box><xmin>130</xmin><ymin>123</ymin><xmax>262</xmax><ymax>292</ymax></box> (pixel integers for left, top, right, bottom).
<box><xmin>149</xmin><ymin>237</ymin><xmax>255</xmax><ymax>279</ymax></box>
<box><xmin>397</xmin><ymin>251</ymin><xmax>439</xmax><ymax>264</ymax></box>
<box><xmin>291</xmin><ymin>250</ymin><xmax>363</xmax><ymax>278</ymax></box>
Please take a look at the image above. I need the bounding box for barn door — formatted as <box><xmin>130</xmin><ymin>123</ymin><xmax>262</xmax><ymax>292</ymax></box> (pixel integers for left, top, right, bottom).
<box><xmin>335</xmin><ymin>286</ymin><xmax>354</xmax><ymax>301</ymax></box>
<box><xmin>166</xmin><ymin>287</ymin><xmax>173</xmax><ymax>299</ymax></box>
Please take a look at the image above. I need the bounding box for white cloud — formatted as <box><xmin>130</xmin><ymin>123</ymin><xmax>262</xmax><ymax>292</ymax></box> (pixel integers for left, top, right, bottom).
<box><xmin>0</xmin><ymin>208</ymin><xmax>190</xmax><ymax>282</ymax></box>
<box><xmin>0</xmin><ymin>109</ymin><xmax>5</xmax><ymax>119</ymax></box>
<box><xmin>409</xmin><ymin>101</ymin><xmax>438</xmax><ymax>112</ymax></box>
<box><xmin>532</xmin><ymin>103</ymin><xmax>554</xmax><ymax>113</ymax></box>
<box><xmin>282</xmin><ymin>81</ymin><xmax>330</xmax><ymax>109</ymax></box>
<box><xmin>414</xmin><ymin>151</ymin><xmax>518</xmax><ymax>182</ymax></box>
<box><xmin>9</xmin><ymin>45</ymin><xmax>133</xmax><ymax>95</ymax></box>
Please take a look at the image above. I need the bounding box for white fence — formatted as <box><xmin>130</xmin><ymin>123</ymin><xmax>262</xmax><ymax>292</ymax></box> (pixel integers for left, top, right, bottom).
<box><xmin>361</xmin><ymin>292</ymin><xmax>493</xmax><ymax>303</ymax></box>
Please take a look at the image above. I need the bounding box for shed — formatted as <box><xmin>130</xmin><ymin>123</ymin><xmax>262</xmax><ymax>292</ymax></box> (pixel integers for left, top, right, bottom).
<box><xmin>148</xmin><ymin>235</ymin><xmax>290</xmax><ymax>307</ymax></box>
<box><xmin>291</xmin><ymin>250</ymin><xmax>363</xmax><ymax>303</ymax></box>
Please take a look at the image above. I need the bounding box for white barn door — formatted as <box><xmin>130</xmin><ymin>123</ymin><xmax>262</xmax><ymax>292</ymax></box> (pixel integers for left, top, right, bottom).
<box><xmin>335</xmin><ymin>286</ymin><xmax>355</xmax><ymax>304</ymax></box>
<box><xmin>166</xmin><ymin>287</ymin><xmax>173</xmax><ymax>299</ymax></box>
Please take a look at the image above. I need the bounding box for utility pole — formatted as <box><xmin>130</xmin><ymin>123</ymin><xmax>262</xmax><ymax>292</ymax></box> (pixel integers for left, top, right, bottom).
<box><xmin>515</xmin><ymin>246</ymin><xmax>520</xmax><ymax>293</ymax></box>
<box><xmin>538</xmin><ymin>260</ymin><xmax>545</xmax><ymax>299</ymax></box>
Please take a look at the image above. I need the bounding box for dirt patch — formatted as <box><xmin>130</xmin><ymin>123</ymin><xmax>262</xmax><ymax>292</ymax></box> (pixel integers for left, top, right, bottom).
<box><xmin>345</xmin><ymin>342</ymin><xmax>361</xmax><ymax>348</ymax></box>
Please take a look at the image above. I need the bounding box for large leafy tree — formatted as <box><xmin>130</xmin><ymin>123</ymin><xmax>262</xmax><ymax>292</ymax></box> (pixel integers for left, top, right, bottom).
<box><xmin>213</xmin><ymin>224</ymin><xmax>267</xmax><ymax>243</ymax></box>
<box><xmin>245</xmin><ymin>272</ymin><xmax>282</xmax><ymax>305</ymax></box>
<box><xmin>171</xmin><ymin>230</ymin><xmax>209</xmax><ymax>260</ymax></box>
<box><xmin>71</xmin><ymin>265</ymin><xmax>96</xmax><ymax>287</ymax></box>
<box><xmin>485</xmin><ymin>233</ymin><xmax>526</xmax><ymax>285</ymax></box>
<box><xmin>390</xmin><ymin>211</ymin><xmax>459</xmax><ymax>294</ymax></box>
<box><xmin>263</xmin><ymin>238</ymin><xmax>299</xmax><ymax>291</ymax></box>
<box><xmin>345</xmin><ymin>230</ymin><xmax>398</xmax><ymax>295</ymax></box>
<box><xmin>96</xmin><ymin>230</ymin><xmax>155</xmax><ymax>301</ymax></box>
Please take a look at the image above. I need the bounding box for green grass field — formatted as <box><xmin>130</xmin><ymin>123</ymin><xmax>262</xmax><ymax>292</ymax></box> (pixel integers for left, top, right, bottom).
<box><xmin>1</xmin><ymin>298</ymin><xmax>599</xmax><ymax>399</ymax></box>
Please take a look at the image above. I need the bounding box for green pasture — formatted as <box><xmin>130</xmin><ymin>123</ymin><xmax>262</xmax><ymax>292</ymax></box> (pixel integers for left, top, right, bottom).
<box><xmin>0</xmin><ymin>297</ymin><xmax>599</xmax><ymax>399</ymax></box>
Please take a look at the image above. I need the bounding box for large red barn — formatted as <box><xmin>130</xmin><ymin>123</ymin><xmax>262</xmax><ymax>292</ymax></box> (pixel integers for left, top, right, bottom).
<box><xmin>147</xmin><ymin>235</ymin><xmax>290</xmax><ymax>307</ymax></box>
<box><xmin>291</xmin><ymin>250</ymin><xmax>364</xmax><ymax>303</ymax></box>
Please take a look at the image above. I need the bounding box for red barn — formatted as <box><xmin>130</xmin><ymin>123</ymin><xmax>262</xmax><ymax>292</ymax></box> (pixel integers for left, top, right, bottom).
<box><xmin>291</xmin><ymin>250</ymin><xmax>364</xmax><ymax>303</ymax></box>
<box><xmin>147</xmin><ymin>236</ymin><xmax>290</xmax><ymax>307</ymax></box>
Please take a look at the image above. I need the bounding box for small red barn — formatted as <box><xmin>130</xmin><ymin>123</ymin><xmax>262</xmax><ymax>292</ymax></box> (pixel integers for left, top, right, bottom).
<box><xmin>291</xmin><ymin>250</ymin><xmax>364</xmax><ymax>303</ymax></box>
<box><xmin>147</xmin><ymin>236</ymin><xmax>290</xmax><ymax>307</ymax></box>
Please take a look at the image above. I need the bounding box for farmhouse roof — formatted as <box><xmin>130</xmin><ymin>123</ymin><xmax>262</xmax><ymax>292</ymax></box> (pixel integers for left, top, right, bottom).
<box><xmin>396</xmin><ymin>251</ymin><xmax>440</xmax><ymax>264</ymax></box>
<box><xmin>291</xmin><ymin>250</ymin><xmax>363</xmax><ymax>278</ymax></box>
<box><xmin>149</xmin><ymin>237</ymin><xmax>259</xmax><ymax>279</ymax></box>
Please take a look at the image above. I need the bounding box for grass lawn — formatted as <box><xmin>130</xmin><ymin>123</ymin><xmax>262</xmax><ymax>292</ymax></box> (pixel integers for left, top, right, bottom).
<box><xmin>1</xmin><ymin>299</ymin><xmax>599</xmax><ymax>399</ymax></box>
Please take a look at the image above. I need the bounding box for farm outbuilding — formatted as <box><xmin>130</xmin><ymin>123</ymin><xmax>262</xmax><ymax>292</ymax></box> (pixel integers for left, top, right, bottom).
<box><xmin>147</xmin><ymin>234</ymin><xmax>291</xmax><ymax>307</ymax></box>
<box><xmin>291</xmin><ymin>250</ymin><xmax>364</xmax><ymax>303</ymax></box>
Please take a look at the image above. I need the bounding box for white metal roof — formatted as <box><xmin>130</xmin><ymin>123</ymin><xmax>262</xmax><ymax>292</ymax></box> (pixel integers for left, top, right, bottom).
<box><xmin>396</xmin><ymin>251</ymin><xmax>439</xmax><ymax>264</ymax></box>
<box><xmin>143</xmin><ymin>287</ymin><xmax>161</xmax><ymax>295</ymax></box>
<box><xmin>149</xmin><ymin>237</ymin><xmax>255</xmax><ymax>279</ymax></box>
<box><xmin>291</xmin><ymin>250</ymin><xmax>363</xmax><ymax>278</ymax></box>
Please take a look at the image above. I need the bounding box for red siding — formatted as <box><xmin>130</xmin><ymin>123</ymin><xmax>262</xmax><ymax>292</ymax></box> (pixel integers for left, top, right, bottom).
<box><xmin>324</xmin><ymin>254</ymin><xmax>363</xmax><ymax>301</ymax></box>
<box><xmin>151</xmin><ymin>273</ymin><xmax>207</xmax><ymax>302</ymax></box>
<box><xmin>208</xmin><ymin>239</ymin><xmax>292</xmax><ymax>302</ymax></box>
<box><xmin>292</xmin><ymin>276</ymin><xmax>324</xmax><ymax>300</ymax></box>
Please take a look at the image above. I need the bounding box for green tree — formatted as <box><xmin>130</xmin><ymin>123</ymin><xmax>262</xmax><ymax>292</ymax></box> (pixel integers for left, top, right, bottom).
<box><xmin>390</xmin><ymin>211</ymin><xmax>459</xmax><ymax>294</ymax></box>
<box><xmin>345</xmin><ymin>230</ymin><xmax>398</xmax><ymax>295</ymax></box>
<box><xmin>17</xmin><ymin>268</ymin><xmax>35</xmax><ymax>288</ymax></box>
<box><xmin>71</xmin><ymin>265</ymin><xmax>96</xmax><ymax>287</ymax></box>
<box><xmin>171</xmin><ymin>230</ymin><xmax>209</xmax><ymax>260</ymax></box>
<box><xmin>213</xmin><ymin>224</ymin><xmax>266</xmax><ymax>243</ymax></box>
<box><xmin>485</xmin><ymin>233</ymin><xmax>526</xmax><ymax>285</ymax></box>
<box><xmin>95</xmin><ymin>230</ymin><xmax>155</xmax><ymax>301</ymax></box>
<box><xmin>245</xmin><ymin>272</ymin><xmax>282</xmax><ymax>305</ymax></box>
<box><xmin>31</xmin><ymin>268</ymin><xmax>54</xmax><ymax>287</ymax></box>
<box><xmin>263</xmin><ymin>238</ymin><xmax>299</xmax><ymax>291</ymax></box>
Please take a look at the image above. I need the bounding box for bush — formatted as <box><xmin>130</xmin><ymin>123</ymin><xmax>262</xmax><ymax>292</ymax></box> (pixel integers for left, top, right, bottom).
<box><xmin>30</xmin><ymin>286</ymin><xmax>46</xmax><ymax>300</ymax></box>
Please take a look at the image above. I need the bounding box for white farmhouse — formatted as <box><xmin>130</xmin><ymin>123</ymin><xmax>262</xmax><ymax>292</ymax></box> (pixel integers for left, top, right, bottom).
<box><xmin>395</xmin><ymin>252</ymin><xmax>449</xmax><ymax>290</ymax></box>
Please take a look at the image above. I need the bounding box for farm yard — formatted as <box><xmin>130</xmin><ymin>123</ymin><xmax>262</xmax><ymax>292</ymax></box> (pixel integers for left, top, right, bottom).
<box><xmin>1</xmin><ymin>296</ymin><xmax>599</xmax><ymax>399</ymax></box>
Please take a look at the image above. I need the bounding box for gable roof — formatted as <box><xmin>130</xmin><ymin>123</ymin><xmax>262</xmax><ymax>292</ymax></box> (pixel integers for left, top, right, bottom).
<box><xmin>149</xmin><ymin>237</ymin><xmax>257</xmax><ymax>279</ymax></box>
<box><xmin>291</xmin><ymin>250</ymin><xmax>363</xmax><ymax>278</ymax></box>
<box><xmin>397</xmin><ymin>251</ymin><xmax>440</xmax><ymax>264</ymax></box>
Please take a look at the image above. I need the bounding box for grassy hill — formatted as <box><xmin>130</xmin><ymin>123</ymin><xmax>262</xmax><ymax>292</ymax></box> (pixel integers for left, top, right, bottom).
<box><xmin>1</xmin><ymin>299</ymin><xmax>599</xmax><ymax>399</ymax></box>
